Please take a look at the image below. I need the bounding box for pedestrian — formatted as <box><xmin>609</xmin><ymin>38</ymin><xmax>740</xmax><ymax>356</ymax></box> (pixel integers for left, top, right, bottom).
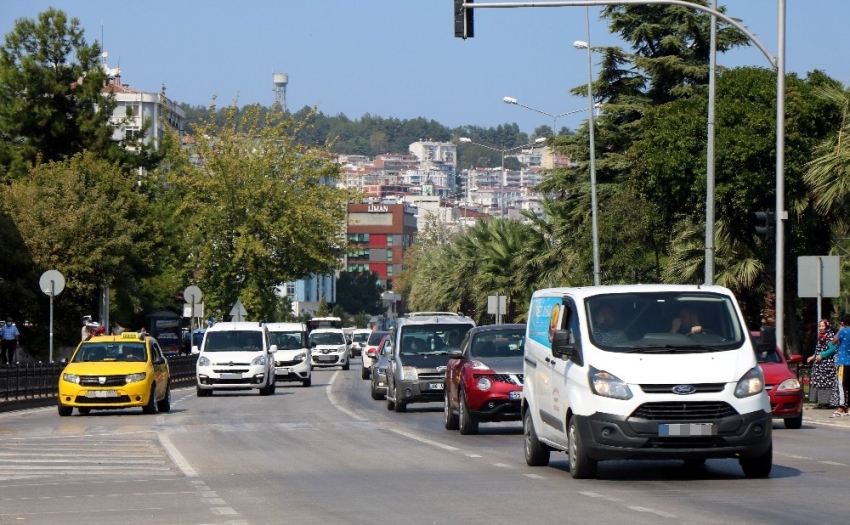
<box><xmin>1</xmin><ymin>317</ymin><xmax>20</xmax><ymax>366</ymax></box>
<box><xmin>829</xmin><ymin>313</ymin><xmax>850</xmax><ymax>417</ymax></box>
<box><xmin>807</xmin><ymin>318</ymin><xmax>838</xmax><ymax>408</ymax></box>
<box><xmin>139</xmin><ymin>327</ymin><xmax>148</xmax><ymax>337</ymax></box>
<box><xmin>112</xmin><ymin>321</ymin><xmax>125</xmax><ymax>335</ymax></box>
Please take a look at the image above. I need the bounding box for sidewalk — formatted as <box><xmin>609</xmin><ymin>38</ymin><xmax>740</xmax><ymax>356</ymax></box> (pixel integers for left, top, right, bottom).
<box><xmin>801</xmin><ymin>402</ymin><xmax>850</xmax><ymax>428</ymax></box>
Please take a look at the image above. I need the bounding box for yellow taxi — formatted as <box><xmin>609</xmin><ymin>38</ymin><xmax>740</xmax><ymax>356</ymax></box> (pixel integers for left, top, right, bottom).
<box><xmin>58</xmin><ymin>331</ymin><xmax>171</xmax><ymax>416</ymax></box>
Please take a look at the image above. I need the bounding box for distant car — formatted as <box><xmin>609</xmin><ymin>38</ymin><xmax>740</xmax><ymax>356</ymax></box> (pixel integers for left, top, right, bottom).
<box><xmin>370</xmin><ymin>337</ymin><xmax>393</xmax><ymax>400</ymax></box>
<box><xmin>751</xmin><ymin>331</ymin><xmax>803</xmax><ymax>429</ymax></box>
<box><xmin>267</xmin><ymin>322</ymin><xmax>312</xmax><ymax>387</ymax></box>
<box><xmin>58</xmin><ymin>331</ymin><xmax>171</xmax><ymax>416</ymax></box>
<box><xmin>350</xmin><ymin>328</ymin><xmax>371</xmax><ymax>358</ymax></box>
<box><xmin>445</xmin><ymin>324</ymin><xmax>526</xmax><ymax>434</ymax></box>
<box><xmin>361</xmin><ymin>331</ymin><xmax>391</xmax><ymax>380</ymax></box>
<box><xmin>309</xmin><ymin>328</ymin><xmax>350</xmax><ymax>370</ymax></box>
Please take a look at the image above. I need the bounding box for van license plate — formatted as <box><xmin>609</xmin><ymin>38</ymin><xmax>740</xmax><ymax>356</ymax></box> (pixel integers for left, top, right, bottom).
<box><xmin>221</xmin><ymin>373</ymin><xmax>242</xmax><ymax>380</ymax></box>
<box><xmin>429</xmin><ymin>383</ymin><xmax>444</xmax><ymax>390</ymax></box>
<box><xmin>658</xmin><ymin>423</ymin><xmax>716</xmax><ymax>437</ymax></box>
<box><xmin>86</xmin><ymin>390</ymin><xmax>118</xmax><ymax>398</ymax></box>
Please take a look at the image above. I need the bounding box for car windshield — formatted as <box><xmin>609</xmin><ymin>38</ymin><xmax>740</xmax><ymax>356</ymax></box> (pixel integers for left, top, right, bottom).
<box><xmin>585</xmin><ymin>292</ymin><xmax>745</xmax><ymax>353</ymax></box>
<box><xmin>353</xmin><ymin>333</ymin><xmax>370</xmax><ymax>343</ymax></box>
<box><xmin>269</xmin><ymin>331</ymin><xmax>304</xmax><ymax>350</ymax></box>
<box><xmin>471</xmin><ymin>329</ymin><xmax>525</xmax><ymax>358</ymax></box>
<box><xmin>400</xmin><ymin>323</ymin><xmax>474</xmax><ymax>355</ymax></box>
<box><xmin>310</xmin><ymin>332</ymin><xmax>345</xmax><ymax>345</ymax></box>
<box><xmin>367</xmin><ymin>331</ymin><xmax>390</xmax><ymax>345</ymax></box>
<box><xmin>203</xmin><ymin>331</ymin><xmax>264</xmax><ymax>352</ymax></box>
<box><xmin>73</xmin><ymin>343</ymin><xmax>147</xmax><ymax>362</ymax></box>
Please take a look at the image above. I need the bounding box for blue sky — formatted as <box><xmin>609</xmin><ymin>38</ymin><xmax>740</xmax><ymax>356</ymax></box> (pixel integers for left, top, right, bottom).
<box><xmin>2</xmin><ymin>1</ymin><xmax>848</xmax><ymax>135</ymax></box>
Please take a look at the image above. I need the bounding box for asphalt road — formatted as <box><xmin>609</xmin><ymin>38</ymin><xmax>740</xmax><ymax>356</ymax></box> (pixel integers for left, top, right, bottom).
<box><xmin>1</xmin><ymin>362</ymin><xmax>848</xmax><ymax>525</ymax></box>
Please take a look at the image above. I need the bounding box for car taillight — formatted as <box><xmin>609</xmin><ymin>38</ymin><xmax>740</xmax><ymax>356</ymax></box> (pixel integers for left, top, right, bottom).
<box><xmin>367</xmin><ymin>348</ymin><xmax>377</xmax><ymax>357</ymax></box>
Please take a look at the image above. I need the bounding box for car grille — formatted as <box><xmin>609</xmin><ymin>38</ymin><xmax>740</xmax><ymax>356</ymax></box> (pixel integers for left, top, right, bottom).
<box><xmin>75</xmin><ymin>395</ymin><xmax>132</xmax><ymax>404</ymax></box>
<box><xmin>313</xmin><ymin>356</ymin><xmax>339</xmax><ymax>363</ymax></box>
<box><xmin>486</xmin><ymin>374</ymin><xmax>524</xmax><ymax>385</ymax></box>
<box><xmin>643</xmin><ymin>436</ymin><xmax>728</xmax><ymax>449</ymax></box>
<box><xmin>79</xmin><ymin>376</ymin><xmax>127</xmax><ymax>387</ymax></box>
<box><xmin>418</xmin><ymin>372</ymin><xmax>444</xmax><ymax>381</ymax></box>
<box><xmin>212</xmin><ymin>368</ymin><xmax>250</xmax><ymax>374</ymax></box>
<box><xmin>639</xmin><ymin>383</ymin><xmax>726</xmax><ymax>394</ymax></box>
<box><xmin>630</xmin><ymin>402</ymin><xmax>738</xmax><ymax>421</ymax></box>
<box><xmin>275</xmin><ymin>359</ymin><xmax>301</xmax><ymax>367</ymax></box>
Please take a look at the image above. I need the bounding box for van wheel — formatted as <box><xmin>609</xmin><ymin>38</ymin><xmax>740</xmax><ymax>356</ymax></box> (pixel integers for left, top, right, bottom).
<box><xmin>523</xmin><ymin>411</ymin><xmax>550</xmax><ymax>466</ymax></box>
<box><xmin>386</xmin><ymin>388</ymin><xmax>396</xmax><ymax>411</ymax></box>
<box><xmin>784</xmin><ymin>414</ymin><xmax>803</xmax><ymax>429</ymax></box>
<box><xmin>196</xmin><ymin>385</ymin><xmax>212</xmax><ymax>397</ymax></box>
<box><xmin>302</xmin><ymin>377</ymin><xmax>311</xmax><ymax>387</ymax></box>
<box><xmin>444</xmin><ymin>388</ymin><xmax>459</xmax><ymax>430</ymax></box>
<box><xmin>458</xmin><ymin>390</ymin><xmax>478</xmax><ymax>435</ymax></box>
<box><xmin>394</xmin><ymin>400</ymin><xmax>407</xmax><ymax>413</ymax></box>
<box><xmin>157</xmin><ymin>385</ymin><xmax>171</xmax><ymax>413</ymax></box>
<box><xmin>78</xmin><ymin>407</ymin><xmax>91</xmax><ymax>415</ymax></box>
<box><xmin>361</xmin><ymin>366</ymin><xmax>370</xmax><ymax>380</ymax></box>
<box><xmin>142</xmin><ymin>384</ymin><xmax>159</xmax><ymax>414</ymax></box>
<box><xmin>740</xmin><ymin>443</ymin><xmax>772</xmax><ymax>478</ymax></box>
<box><xmin>58</xmin><ymin>404</ymin><xmax>73</xmax><ymax>417</ymax></box>
<box><xmin>568</xmin><ymin>418</ymin><xmax>597</xmax><ymax>479</ymax></box>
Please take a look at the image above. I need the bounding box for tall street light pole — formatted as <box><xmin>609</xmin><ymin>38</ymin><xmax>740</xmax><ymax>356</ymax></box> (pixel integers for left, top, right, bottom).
<box><xmin>575</xmin><ymin>28</ymin><xmax>600</xmax><ymax>285</ymax></box>
<box><xmin>503</xmin><ymin>96</ymin><xmax>586</xmax><ymax>136</ymax></box>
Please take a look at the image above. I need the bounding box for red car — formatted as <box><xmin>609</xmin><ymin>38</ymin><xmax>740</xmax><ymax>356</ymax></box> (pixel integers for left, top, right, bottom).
<box><xmin>444</xmin><ymin>324</ymin><xmax>526</xmax><ymax>435</ymax></box>
<box><xmin>751</xmin><ymin>331</ymin><xmax>804</xmax><ymax>429</ymax></box>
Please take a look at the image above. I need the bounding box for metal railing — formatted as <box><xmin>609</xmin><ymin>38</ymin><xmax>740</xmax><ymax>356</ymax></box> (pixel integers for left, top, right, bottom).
<box><xmin>0</xmin><ymin>355</ymin><xmax>199</xmax><ymax>407</ymax></box>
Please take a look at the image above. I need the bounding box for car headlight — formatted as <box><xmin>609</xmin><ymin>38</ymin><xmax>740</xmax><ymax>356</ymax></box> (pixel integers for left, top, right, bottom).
<box><xmin>476</xmin><ymin>377</ymin><xmax>493</xmax><ymax>391</ymax></box>
<box><xmin>735</xmin><ymin>366</ymin><xmax>765</xmax><ymax>398</ymax></box>
<box><xmin>295</xmin><ymin>352</ymin><xmax>306</xmax><ymax>362</ymax></box>
<box><xmin>338</xmin><ymin>345</ymin><xmax>347</xmax><ymax>352</ymax></box>
<box><xmin>198</xmin><ymin>356</ymin><xmax>211</xmax><ymax>367</ymax></box>
<box><xmin>126</xmin><ymin>372</ymin><xmax>146</xmax><ymax>384</ymax></box>
<box><xmin>471</xmin><ymin>360</ymin><xmax>491</xmax><ymax>370</ymax></box>
<box><xmin>776</xmin><ymin>378</ymin><xmax>801</xmax><ymax>391</ymax></box>
<box><xmin>589</xmin><ymin>366</ymin><xmax>633</xmax><ymax>400</ymax></box>
<box><xmin>402</xmin><ymin>366</ymin><xmax>418</xmax><ymax>381</ymax></box>
<box><xmin>251</xmin><ymin>355</ymin><xmax>268</xmax><ymax>366</ymax></box>
<box><xmin>63</xmin><ymin>373</ymin><xmax>80</xmax><ymax>384</ymax></box>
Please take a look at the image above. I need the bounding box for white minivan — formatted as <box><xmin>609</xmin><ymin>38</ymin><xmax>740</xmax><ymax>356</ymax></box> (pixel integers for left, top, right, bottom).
<box><xmin>193</xmin><ymin>322</ymin><xmax>276</xmax><ymax>396</ymax></box>
<box><xmin>267</xmin><ymin>322</ymin><xmax>312</xmax><ymax>387</ymax></box>
<box><xmin>522</xmin><ymin>285</ymin><xmax>773</xmax><ymax>479</ymax></box>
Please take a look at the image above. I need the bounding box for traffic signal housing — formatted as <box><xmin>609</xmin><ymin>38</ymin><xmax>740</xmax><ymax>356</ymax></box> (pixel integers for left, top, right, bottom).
<box><xmin>454</xmin><ymin>0</ymin><xmax>474</xmax><ymax>39</ymax></box>
<box><xmin>754</xmin><ymin>211</ymin><xmax>775</xmax><ymax>239</ymax></box>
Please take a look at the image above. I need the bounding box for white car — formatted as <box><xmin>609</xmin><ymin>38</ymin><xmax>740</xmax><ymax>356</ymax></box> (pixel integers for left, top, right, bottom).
<box><xmin>309</xmin><ymin>328</ymin><xmax>350</xmax><ymax>370</ymax></box>
<box><xmin>360</xmin><ymin>330</ymin><xmax>390</xmax><ymax>380</ymax></box>
<box><xmin>350</xmin><ymin>328</ymin><xmax>372</xmax><ymax>358</ymax></box>
<box><xmin>267</xmin><ymin>322</ymin><xmax>312</xmax><ymax>387</ymax></box>
<box><xmin>193</xmin><ymin>322</ymin><xmax>276</xmax><ymax>396</ymax></box>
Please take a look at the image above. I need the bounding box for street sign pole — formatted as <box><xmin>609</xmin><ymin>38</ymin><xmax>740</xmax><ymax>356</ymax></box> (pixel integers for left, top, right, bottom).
<box><xmin>49</xmin><ymin>281</ymin><xmax>54</xmax><ymax>363</ymax></box>
<box><xmin>40</xmin><ymin>270</ymin><xmax>65</xmax><ymax>363</ymax></box>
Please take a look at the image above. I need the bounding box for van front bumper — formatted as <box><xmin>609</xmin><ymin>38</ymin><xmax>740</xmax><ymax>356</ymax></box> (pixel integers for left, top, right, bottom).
<box><xmin>574</xmin><ymin>409</ymin><xmax>772</xmax><ymax>461</ymax></box>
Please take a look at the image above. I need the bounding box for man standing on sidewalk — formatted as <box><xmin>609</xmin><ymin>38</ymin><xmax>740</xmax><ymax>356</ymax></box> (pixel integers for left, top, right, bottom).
<box><xmin>830</xmin><ymin>313</ymin><xmax>850</xmax><ymax>417</ymax></box>
<box><xmin>1</xmin><ymin>316</ymin><xmax>20</xmax><ymax>366</ymax></box>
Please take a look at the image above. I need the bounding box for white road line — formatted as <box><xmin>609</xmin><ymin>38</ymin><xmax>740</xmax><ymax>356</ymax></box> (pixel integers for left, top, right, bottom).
<box><xmin>466</xmin><ymin>454</ymin><xmax>482</xmax><ymax>458</ymax></box>
<box><xmin>778</xmin><ymin>453</ymin><xmax>811</xmax><ymax>460</ymax></box>
<box><xmin>156</xmin><ymin>432</ymin><xmax>197</xmax><ymax>478</ymax></box>
<box><xmin>326</xmin><ymin>370</ymin><xmax>365</xmax><ymax>421</ymax></box>
<box><xmin>387</xmin><ymin>428</ymin><xmax>459</xmax><ymax>451</ymax></box>
<box><xmin>492</xmin><ymin>463</ymin><xmax>514</xmax><ymax>468</ymax></box>
<box><xmin>523</xmin><ymin>474</ymin><xmax>545</xmax><ymax>479</ymax></box>
<box><xmin>818</xmin><ymin>461</ymin><xmax>846</xmax><ymax>466</ymax></box>
<box><xmin>210</xmin><ymin>507</ymin><xmax>237</xmax><ymax>515</ymax></box>
<box><xmin>579</xmin><ymin>491</ymin><xmax>623</xmax><ymax>502</ymax></box>
<box><xmin>629</xmin><ymin>506</ymin><xmax>676</xmax><ymax>518</ymax></box>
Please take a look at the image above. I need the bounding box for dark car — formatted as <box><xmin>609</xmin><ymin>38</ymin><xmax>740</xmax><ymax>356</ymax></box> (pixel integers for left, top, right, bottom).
<box><xmin>444</xmin><ymin>324</ymin><xmax>526</xmax><ymax>434</ymax></box>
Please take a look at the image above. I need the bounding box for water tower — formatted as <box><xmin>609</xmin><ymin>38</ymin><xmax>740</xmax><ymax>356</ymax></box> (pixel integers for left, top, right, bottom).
<box><xmin>273</xmin><ymin>73</ymin><xmax>289</xmax><ymax>112</ymax></box>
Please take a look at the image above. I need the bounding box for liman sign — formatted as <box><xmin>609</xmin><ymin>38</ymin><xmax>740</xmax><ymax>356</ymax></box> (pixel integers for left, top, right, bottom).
<box><xmin>368</xmin><ymin>205</ymin><xmax>389</xmax><ymax>213</ymax></box>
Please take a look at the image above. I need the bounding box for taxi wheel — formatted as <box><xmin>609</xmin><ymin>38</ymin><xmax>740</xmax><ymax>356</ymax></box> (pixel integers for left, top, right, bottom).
<box><xmin>157</xmin><ymin>385</ymin><xmax>171</xmax><ymax>413</ymax></box>
<box><xmin>78</xmin><ymin>408</ymin><xmax>91</xmax><ymax>415</ymax></box>
<box><xmin>142</xmin><ymin>384</ymin><xmax>159</xmax><ymax>414</ymax></box>
<box><xmin>458</xmin><ymin>390</ymin><xmax>478</xmax><ymax>435</ymax></box>
<box><xmin>58</xmin><ymin>404</ymin><xmax>73</xmax><ymax>417</ymax></box>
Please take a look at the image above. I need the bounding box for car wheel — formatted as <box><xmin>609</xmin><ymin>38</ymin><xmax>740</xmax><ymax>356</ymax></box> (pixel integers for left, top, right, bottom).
<box><xmin>784</xmin><ymin>414</ymin><xmax>803</xmax><ymax>429</ymax></box>
<box><xmin>739</xmin><ymin>443</ymin><xmax>772</xmax><ymax>478</ymax></box>
<box><xmin>394</xmin><ymin>400</ymin><xmax>407</xmax><ymax>413</ymax></box>
<box><xmin>524</xmin><ymin>410</ymin><xmax>550</xmax><ymax>467</ymax></box>
<box><xmin>142</xmin><ymin>384</ymin><xmax>159</xmax><ymax>414</ymax></box>
<box><xmin>302</xmin><ymin>376</ymin><xmax>311</xmax><ymax>387</ymax></box>
<box><xmin>196</xmin><ymin>385</ymin><xmax>211</xmax><ymax>397</ymax></box>
<box><xmin>78</xmin><ymin>407</ymin><xmax>91</xmax><ymax>415</ymax></box>
<box><xmin>342</xmin><ymin>359</ymin><xmax>350</xmax><ymax>371</ymax></box>
<box><xmin>568</xmin><ymin>418</ymin><xmax>597</xmax><ymax>479</ymax></box>
<box><xmin>259</xmin><ymin>380</ymin><xmax>272</xmax><ymax>396</ymax></box>
<box><xmin>370</xmin><ymin>379</ymin><xmax>383</xmax><ymax>400</ymax></box>
<box><xmin>444</xmin><ymin>388</ymin><xmax>459</xmax><ymax>430</ymax></box>
<box><xmin>157</xmin><ymin>384</ymin><xmax>172</xmax><ymax>413</ymax></box>
<box><xmin>458</xmin><ymin>390</ymin><xmax>478</xmax><ymax>435</ymax></box>
<box><xmin>386</xmin><ymin>384</ymin><xmax>396</xmax><ymax>410</ymax></box>
<box><xmin>361</xmin><ymin>366</ymin><xmax>370</xmax><ymax>380</ymax></box>
<box><xmin>58</xmin><ymin>403</ymin><xmax>73</xmax><ymax>417</ymax></box>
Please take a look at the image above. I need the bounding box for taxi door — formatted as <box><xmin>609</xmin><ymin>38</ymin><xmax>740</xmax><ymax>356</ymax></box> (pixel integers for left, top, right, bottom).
<box><xmin>150</xmin><ymin>340</ymin><xmax>170</xmax><ymax>399</ymax></box>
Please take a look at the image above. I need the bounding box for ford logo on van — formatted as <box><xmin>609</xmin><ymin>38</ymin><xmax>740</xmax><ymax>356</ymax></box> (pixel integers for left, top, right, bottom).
<box><xmin>672</xmin><ymin>384</ymin><xmax>696</xmax><ymax>395</ymax></box>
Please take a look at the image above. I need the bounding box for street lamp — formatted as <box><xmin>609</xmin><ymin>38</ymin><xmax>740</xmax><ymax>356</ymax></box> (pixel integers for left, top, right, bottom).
<box><xmin>574</xmin><ymin>32</ymin><xmax>600</xmax><ymax>286</ymax></box>
<box><xmin>459</xmin><ymin>136</ymin><xmax>546</xmax><ymax>215</ymax></box>
<box><xmin>503</xmin><ymin>97</ymin><xmax>586</xmax><ymax>137</ymax></box>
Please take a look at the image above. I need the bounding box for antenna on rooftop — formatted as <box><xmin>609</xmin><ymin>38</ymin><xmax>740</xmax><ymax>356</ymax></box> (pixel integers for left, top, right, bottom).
<box><xmin>273</xmin><ymin>72</ymin><xmax>289</xmax><ymax>112</ymax></box>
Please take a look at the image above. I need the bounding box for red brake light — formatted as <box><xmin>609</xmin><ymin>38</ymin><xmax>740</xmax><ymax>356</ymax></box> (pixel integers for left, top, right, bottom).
<box><xmin>367</xmin><ymin>348</ymin><xmax>377</xmax><ymax>357</ymax></box>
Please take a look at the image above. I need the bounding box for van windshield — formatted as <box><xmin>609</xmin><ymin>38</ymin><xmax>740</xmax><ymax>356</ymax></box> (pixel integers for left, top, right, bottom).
<box><xmin>269</xmin><ymin>331</ymin><xmax>304</xmax><ymax>350</ymax></box>
<box><xmin>585</xmin><ymin>292</ymin><xmax>745</xmax><ymax>352</ymax></box>
<box><xmin>310</xmin><ymin>332</ymin><xmax>345</xmax><ymax>346</ymax></box>
<box><xmin>203</xmin><ymin>331</ymin><xmax>263</xmax><ymax>352</ymax></box>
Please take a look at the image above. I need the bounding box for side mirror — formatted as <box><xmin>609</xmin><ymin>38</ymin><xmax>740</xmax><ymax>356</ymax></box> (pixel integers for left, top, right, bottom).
<box><xmin>551</xmin><ymin>329</ymin><xmax>582</xmax><ymax>366</ymax></box>
<box><xmin>153</xmin><ymin>356</ymin><xmax>166</xmax><ymax>365</ymax></box>
<box><xmin>191</xmin><ymin>345</ymin><xmax>200</xmax><ymax>355</ymax></box>
<box><xmin>788</xmin><ymin>354</ymin><xmax>803</xmax><ymax>364</ymax></box>
<box><xmin>269</xmin><ymin>344</ymin><xmax>278</xmax><ymax>353</ymax></box>
<box><xmin>310</xmin><ymin>341</ymin><xmax>317</xmax><ymax>348</ymax></box>
<box><xmin>447</xmin><ymin>349</ymin><xmax>462</xmax><ymax>360</ymax></box>
<box><xmin>757</xmin><ymin>326</ymin><xmax>777</xmax><ymax>355</ymax></box>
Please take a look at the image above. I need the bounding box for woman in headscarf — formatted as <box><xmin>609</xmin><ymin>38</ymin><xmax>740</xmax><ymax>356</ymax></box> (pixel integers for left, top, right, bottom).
<box><xmin>807</xmin><ymin>318</ymin><xmax>839</xmax><ymax>408</ymax></box>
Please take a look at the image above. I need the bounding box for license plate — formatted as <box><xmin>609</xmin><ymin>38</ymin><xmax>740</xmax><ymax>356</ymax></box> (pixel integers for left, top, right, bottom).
<box><xmin>277</xmin><ymin>367</ymin><xmax>291</xmax><ymax>373</ymax></box>
<box><xmin>509</xmin><ymin>391</ymin><xmax>522</xmax><ymax>400</ymax></box>
<box><xmin>86</xmin><ymin>390</ymin><xmax>118</xmax><ymax>398</ymax></box>
<box><xmin>658</xmin><ymin>423</ymin><xmax>716</xmax><ymax>437</ymax></box>
<box><xmin>428</xmin><ymin>383</ymin><xmax>444</xmax><ymax>390</ymax></box>
<box><xmin>318</xmin><ymin>356</ymin><xmax>335</xmax><ymax>361</ymax></box>
<box><xmin>220</xmin><ymin>373</ymin><xmax>242</xmax><ymax>380</ymax></box>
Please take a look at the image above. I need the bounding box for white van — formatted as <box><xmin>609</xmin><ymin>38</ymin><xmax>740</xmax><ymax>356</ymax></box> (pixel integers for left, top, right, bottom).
<box><xmin>266</xmin><ymin>322</ymin><xmax>312</xmax><ymax>387</ymax></box>
<box><xmin>522</xmin><ymin>285</ymin><xmax>773</xmax><ymax>479</ymax></box>
<box><xmin>193</xmin><ymin>322</ymin><xmax>276</xmax><ymax>396</ymax></box>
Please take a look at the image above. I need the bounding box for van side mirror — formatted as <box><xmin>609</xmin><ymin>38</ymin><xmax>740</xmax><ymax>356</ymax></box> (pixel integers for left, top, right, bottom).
<box><xmin>757</xmin><ymin>326</ymin><xmax>777</xmax><ymax>356</ymax></box>
<box><xmin>269</xmin><ymin>344</ymin><xmax>278</xmax><ymax>353</ymax></box>
<box><xmin>448</xmin><ymin>349</ymin><xmax>462</xmax><ymax>360</ymax></box>
<box><xmin>191</xmin><ymin>345</ymin><xmax>200</xmax><ymax>355</ymax></box>
<box><xmin>551</xmin><ymin>329</ymin><xmax>582</xmax><ymax>366</ymax></box>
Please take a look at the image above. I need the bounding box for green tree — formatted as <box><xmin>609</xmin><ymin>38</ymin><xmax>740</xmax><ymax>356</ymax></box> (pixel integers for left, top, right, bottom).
<box><xmin>335</xmin><ymin>271</ymin><xmax>384</xmax><ymax>316</ymax></box>
<box><xmin>317</xmin><ymin>297</ymin><xmax>330</xmax><ymax>317</ymax></box>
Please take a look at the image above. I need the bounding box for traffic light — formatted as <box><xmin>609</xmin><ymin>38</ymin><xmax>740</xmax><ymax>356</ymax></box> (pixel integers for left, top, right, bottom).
<box><xmin>454</xmin><ymin>0</ymin><xmax>474</xmax><ymax>39</ymax></box>
<box><xmin>754</xmin><ymin>211</ymin><xmax>775</xmax><ymax>239</ymax></box>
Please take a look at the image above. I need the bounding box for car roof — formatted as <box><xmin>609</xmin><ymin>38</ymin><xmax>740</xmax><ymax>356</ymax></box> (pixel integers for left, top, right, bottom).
<box><xmin>266</xmin><ymin>322</ymin><xmax>306</xmax><ymax>331</ymax></box>
<box><xmin>396</xmin><ymin>312</ymin><xmax>476</xmax><ymax>327</ymax></box>
<box><xmin>310</xmin><ymin>328</ymin><xmax>344</xmax><ymax>333</ymax></box>
<box><xmin>532</xmin><ymin>284</ymin><xmax>735</xmax><ymax>300</ymax></box>
<box><xmin>205</xmin><ymin>322</ymin><xmax>267</xmax><ymax>332</ymax></box>
<box><xmin>467</xmin><ymin>324</ymin><xmax>526</xmax><ymax>336</ymax></box>
<box><xmin>353</xmin><ymin>328</ymin><xmax>372</xmax><ymax>333</ymax></box>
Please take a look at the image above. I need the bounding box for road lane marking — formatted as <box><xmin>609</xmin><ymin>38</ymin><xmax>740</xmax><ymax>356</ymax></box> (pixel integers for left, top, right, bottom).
<box><xmin>778</xmin><ymin>453</ymin><xmax>811</xmax><ymax>460</ymax></box>
<box><xmin>524</xmin><ymin>474</ymin><xmax>545</xmax><ymax>479</ymax></box>
<box><xmin>580</xmin><ymin>491</ymin><xmax>623</xmax><ymax>502</ymax></box>
<box><xmin>818</xmin><ymin>461</ymin><xmax>846</xmax><ymax>466</ymax></box>
<box><xmin>387</xmin><ymin>428</ymin><xmax>458</xmax><ymax>451</ymax></box>
<box><xmin>629</xmin><ymin>506</ymin><xmax>676</xmax><ymax>518</ymax></box>
<box><xmin>326</xmin><ymin>370</ymin><xmax>365</xmax><ymax>421</ymax></box>
<box><xmin>157</xmin><ymin>432</ymin><xmax>197</xmax><ymax>478</ymax></box>
<box><xmin>466</xmin><ymin>454</ymin><xmax>482</xmax><ymax>458</ymax></box>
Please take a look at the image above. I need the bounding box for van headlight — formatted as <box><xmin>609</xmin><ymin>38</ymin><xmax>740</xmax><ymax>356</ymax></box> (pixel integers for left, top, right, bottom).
<box><xmin>295</xmin><ymin>352</ymin><xmax>306</xmax><ymax>362</ymax></box>
<box><xmin>402</xmin><ymin>366</ymin><xmax>418</xmax><ymax>381</ymax></box>
<box><xmin>251</xmin><ymin>355</ymin><xmax>268</xmax><ymax>366</ymax></box>
<box><xmin>198</xmin><ymin>356</ymin><xmax>211</xmax><ymax>367</ymax></box>
<box><xmin>589</xmin><ymin>366</ymin><xmax>633</xmax><ymax>400</ymax></box>
<box><xmin>734</xmin><ymin>366</ymin><xmax>765</xmax><ymax>398</ymax></box>
<box><xmin>125</xmin><ymin>373</ymin><xmax>146</xmax><ymax>384</ymax></box>
<box><xmin>63</xmin><ymin>373</ymin><xmax>81</xmax><ymax>384</ymax></box>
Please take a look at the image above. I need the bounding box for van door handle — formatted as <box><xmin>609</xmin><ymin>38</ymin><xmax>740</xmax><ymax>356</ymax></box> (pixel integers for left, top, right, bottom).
<box><xmin>545</xmin><ymin>357</ymin><xmax>554</xmax><ymax>364</ymax></box>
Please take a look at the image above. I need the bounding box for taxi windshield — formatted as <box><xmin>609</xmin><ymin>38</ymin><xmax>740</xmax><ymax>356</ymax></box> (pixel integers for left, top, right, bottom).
<box><xmin>73</xmin><ymin>343</ymin><xmax>147</xmax><ymax>362</ymax></box>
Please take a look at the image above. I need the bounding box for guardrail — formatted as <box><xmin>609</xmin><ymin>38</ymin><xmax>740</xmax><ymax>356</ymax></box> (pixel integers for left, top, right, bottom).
<box><xmin>0</xmin><ymin>355</ymin><xmax>199</xmax><ymax>411</ymax></box>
